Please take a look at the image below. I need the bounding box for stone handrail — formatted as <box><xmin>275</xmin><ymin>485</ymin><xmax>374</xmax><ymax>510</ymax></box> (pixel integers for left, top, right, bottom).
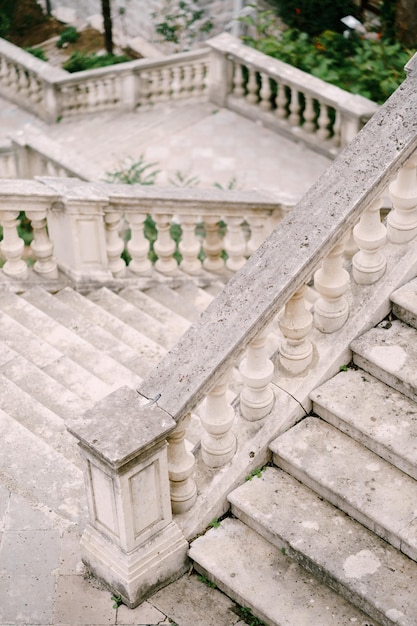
<box><xmin>207</xmin><ymin>33</ymin><xmax>379</xmax><ymax>156</ymax></box>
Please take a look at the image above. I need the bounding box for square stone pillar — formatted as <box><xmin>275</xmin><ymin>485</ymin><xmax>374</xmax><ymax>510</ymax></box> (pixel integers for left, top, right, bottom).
<box><xmin>68</xmin><ymin>386</ymin><xmax>189</xmax><ymax>608</ymax></box>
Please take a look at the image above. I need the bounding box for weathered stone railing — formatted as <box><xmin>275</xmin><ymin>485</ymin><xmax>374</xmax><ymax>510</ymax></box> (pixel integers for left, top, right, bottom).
<box><xmin>208</xmin><ymin>33</ymin><xmax>379</xmax><ymax>156</ymax></box>
<box><xmin>68</xmin><ymin>55</ymin><xmax>415</xmax><ymax>606</ymax></box>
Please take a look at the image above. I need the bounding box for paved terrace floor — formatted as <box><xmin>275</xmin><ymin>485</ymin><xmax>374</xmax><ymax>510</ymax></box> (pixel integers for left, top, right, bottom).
<box><xmin>0</xmin><ymin>96</ymin><xmax>332</xmax><ymax>625</ymax></box>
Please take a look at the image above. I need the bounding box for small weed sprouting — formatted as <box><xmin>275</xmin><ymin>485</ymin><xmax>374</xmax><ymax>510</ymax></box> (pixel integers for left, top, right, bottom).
<box><xmin>168</xmin><ymin>170</ymin><xmax>200</xmax><ymax>188</ymax></box>
<box><xmin>236</xmin><ymin>605</ymin><xmax>267</xmax><ymax>626</ymax></box>
<box><xmin>111</xmin><ymin>594</ymin><xmax>123</xmax><ymax>608</ymax></box>
<box><xmin>104</xmin><ymin>155</ymin><xmax>160</xmax><ymax>186</ymax></box>
<box><xmin>24</xmin><ymin>46</ymin><xmax>48</xmax><ymax>62</ymax></box>
<box><xmin>339</xmin><ymin>364</ymin><xmax>349</xmax><ymax>372</ymax></box>
<box><xmin>197</xmin><ymin>574</ymin><xmax>217</xmax><ymax>588</ymax></box>
<box><xmin>56</xmin><ymin>26</ymin><xmax>79</xmax><ymax>48</ymax></box>
<box><xmin>245</xmin><ymin>468</ymin><xmax>263</xmax><ymax>481</ymax></box>
<box><xmin>281</xmin><ymin>546</ymin><xmax>286</xmax><ymax>555</ymax></box>
<box><xmin>208</xmin><ymin>517</ymin><xmax>221</xmax><ymax>529</ymax></box>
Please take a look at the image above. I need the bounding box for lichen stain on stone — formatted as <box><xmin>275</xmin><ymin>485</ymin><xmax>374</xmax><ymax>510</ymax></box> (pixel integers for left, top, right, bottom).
<box><xmin>370</xmin><ymin>345</ymin><xmax>407</xmax><ymax>371</ymax></box>
<box><xmin>343</xmin><ymin>550</ymin><xmax>381</xmax><ymax>579</ymax></box>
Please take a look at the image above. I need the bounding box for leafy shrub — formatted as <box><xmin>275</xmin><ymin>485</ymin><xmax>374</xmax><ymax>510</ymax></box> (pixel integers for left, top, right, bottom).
<box><xmin>269</xmin><ymin>0</ymin><xmax>359</xmax><ymax>37</ymax></box>
<box><xmin>153</xmin><ymin>0</ymin><xmax>213</xmax><ymax>51</ymax></box>
<box><xmin>56</xmin><ymin>26</ymin><xmax>79</xmax><ymax>48</ymax></box>
<box><xmin>104</xmin><ymin>156</ymin><xmax>160</xmax><ymax>185</ymax></box>
<box><xmin>24</xmin><ymin>46</ymin><xmax>48</xmax><ymax>62</ymax></box>
<box><xmin>63</xmin><ymin>51</ymin><xmax>130</xmax><ymax>73</ymax></box>
<box><xmin>0</xmin><ymin>12</ymin><xmax>11</xmax><ymax>38</ymax></box>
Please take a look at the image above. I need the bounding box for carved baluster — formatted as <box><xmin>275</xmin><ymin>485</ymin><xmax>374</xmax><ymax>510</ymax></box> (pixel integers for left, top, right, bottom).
<box><xmin>275</xmin><ymin>82</ymin><xmax>288</xmax><ymax>119</ymax></box>
<box><xmin>194</xmin><ymin>61</ymin><xmax>206</xmax><ymax>95</ymax></box>
<box><xmin>179</xmin><ymin>215</ymin><xmax>202</xmax><ymax>275</ymax></box>
<box><xmin>278</xmin><ymin>285</ymin><xmax>313</xmax><ymax>374</ymax></box>
<box><xmin>154</xmin><ymin>213</ymin><xmax>178</xmax><ymax>275</ymax></box>
<box><xmin>387</xmin><ymin>154</ymin><xmax>417</xmax><ymax>243</ymax></box>
<box><xmin>147</xmin><ymin>70</ymin><xmax>158</xmax><ymax>104</ymax></box>
<box><xmin>240</xmin><ymin>327</ymin><xmax>275</xmax><ymax>421</ymax></box>
<box><xmin>317</xmin><ymin>102</ymin><xmax>330</xmax><ymax>140</ymax></box>
<box><xmin>245</xmin><ymin>67</ymin><xmax>258</xmax><ymax>105</ymax></box>
<box><xmin>172</xmin><ymin>66</ymin><xmax>182</xmax><ymax>99</ymax></box>
<box><xmin>259</xmin><ymin>73</ymin><xmax>272</xmax><ymax>111</ymax></box>
<box><xmin>352</xmin><ymin>197</ymin><xmax>387</xmax><ymax>284</ymax></box>
<box><xmin>314</xmin><ymin>237</ymin><xmax>350</xmax><ymax>333</ymax></box>
<box><xmin>167</xmin><ymin>414</ymin><xmax>197</xmax><ymax>514</ymax></box>
<box><xmin>126</xmin><ymin>213</ymin><xmax>152</xmax><ymax>275</ymax></box>
<box><xmin>160</xmin><ymin>67</ymin><xmax>171</xmax><ymax>100</ymax></box>
<box><xmin>0</xmin><ymin>211</ymin><xmax>28</xmax><ymax>278</ymax></box>
<box><xmin>332</xmin><ymin>109</ymin><xmax>342</xmax><ymax>147</ymax></box>
<box><xmin>202</xmin><ymin>216</ymin><xmax>224</xmax><ymax>272</ymax></box>
<box><xmin>200</xmin><ymin>370</ymin><xmax>236</xmax><ymax>468</ymax></box>
<box><xmin>288</xmin><ymin>87</ymin><xmax>300</xmax><ymax>126</ymax></box>
<box><xmin>246</xmin><ymin>215</ymin><xmax>266</xmax><ymax>256</ymax></box>
<box><xmin>224</xmin><ymin>216</ymin><xmax>247</xmax><ymax>271</ymax></box>
<box><xmin>232</xmin><ymin>62</ymin><xmax>245</xmax><ymax>98</ymax></box>
<box><xmin>104</xmin><ymin>212</ymin><xmax>126</xmax><ymax>277</ymax></box>
<box><xmin>26</xmin><ymin>210</ymin><xmax>58</xmax><ymax>279</ymax></box>
<box><xmin>303</xmin><ymin>95</ymin><xmax>316</xmax><ymax>133</ymax></box>
<box><xmin>183</xmin><ymin>64</ymin><xmax>193</xmax><ymax>98</ymax></box>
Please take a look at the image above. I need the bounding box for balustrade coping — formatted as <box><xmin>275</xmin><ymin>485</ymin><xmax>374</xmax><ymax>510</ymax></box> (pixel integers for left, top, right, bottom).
<box><xmin>0</xmin><ymin>37</ymin><xmax>68</xmax><ymax>81</ymax></box>
<box><xmin>137</xmin><ymin>58</ymin><xmax>417</xmax><ymax>423</ymax></box>
<box><xmin>207</xmin><ymin>33</ymin><xmax>379</xmax><ymax>118</ymax></box>
<box><xmin>0</xmin><ymin>178</ymin><xmax>59</xmax><ymax>210</ymax></box>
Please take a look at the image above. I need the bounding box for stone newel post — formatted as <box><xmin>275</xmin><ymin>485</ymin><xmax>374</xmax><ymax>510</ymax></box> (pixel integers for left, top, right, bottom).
<box><xmin>68</xmin><ymin>386</ymin><xmax>189</xmax><ymax>608</ymax></box>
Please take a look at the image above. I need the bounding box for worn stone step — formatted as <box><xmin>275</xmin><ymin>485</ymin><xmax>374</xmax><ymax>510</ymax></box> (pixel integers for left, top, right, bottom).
<box><xmin>229</xmin><ymin>466</ymin><xmax>416</xmax><ymax>626</ymax></box>
<box><xmin>56</xmin><ymin>286</ymin><xmax>165</xmax><ymax>372</ymax></box>
<box><xmin>87</xmin><ymin>286</ymin><xmax>178</xmax><ymax>349</ymax></box>
<box><xmin>188</xmin><ymin>517</ymin><xmax>379</xmax><ymax>626</ymax></box>
<box><xmin>0</xmin><ymin>406</ymin><xmax>85</xmax><ymax>524</ymax></box>
<box><xmin>270</xmin><ymin>416</ymin><xmax>417</xmax><ymax>562</ymax></box>
<box><xmin>22</xmin><ymin>286</ymin><xmax>145</xmax><ymax>379</ymax></box>
<box><xmin>143</xmin><ymin>282</ymin><xmax>212</xmax><ymax>322</ymax></box>
<box><xmin>391</xmin><ymin>277</ymin><xmax>417</xmax><ymax>329</ymax></box>
<box><xmin>351</xmin><ymin>319</ymin><xmax>417</xmax><ymax>403</ymax></box>
<box><xmin>310</xmin><ymin>368</ymin><xmax>417</xmax><ymax>480</ymax></box>
<box><xmin>119</xmin><ymin>285</ymin><xmax>191</xmax><ymax>337</ymax></box>
<box><xmin>0</xmin><ymin>372</ymin><xmax>81</xmax><ymax>468</ymax></box>
<box><xmin>0</xmin><ymin>289</ymin><xmax>141</xmax><ymax>391</ymax></box>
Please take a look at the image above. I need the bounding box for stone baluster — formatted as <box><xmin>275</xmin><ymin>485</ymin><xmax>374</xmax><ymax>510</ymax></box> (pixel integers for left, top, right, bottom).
<box><xmin>17</xmin><ymin>67</ymin><xmax>29</xmax><ymax>98</ymax></box>
<box><xmin>126</xmin><ymin>213</ymin><xmax>152</xmax><ymax>276</ymax></box>
<box><xmin>26</xmin><ymin>210</ymin><xmax>58</xmax><ymax>279</ymax></box>
<box><xmin>232</xmin><ymin>61</ymin><xmax>245</xmax><ymax>98</ymax></box>
<box><xmin>167</xmin><ymin>413</ymin><xmax>197</xmax><ymax>514</ymax></box>
<box><xmin>172</xmin><ymin>66</ymin><xmax>182</xmax><ymax>100</ymax></box>
<box><xmin>288</xmin><ymin>87</ymin><xmax>300</xmax><ymax>126</ymax></box>
<box><xmin>202</xmin><ymin>216</ymin><xmax>225</xmax><ymax>272</ymax></box>
<box><xmin>183</xmin><ymin>64</ymin><xmax>193</xmax><ymax>97</ymax></box>
<box><xmin>246</xmin><ymin>215</ymin><xmax>266</xmax><ymax>256</ymax></box>
<box><xmin>0</xmin><ymin>210</ymin><xmax>28</xmax><ymax>279</ymax></box>
<box><xmin>104</xmin><ymin>211</ymin><xmax>126</xmax><ymax>277</ymax></box>
<box><xmin>259</xmin><ymin>73</ymin><xmax>272</xmax><ymax>111</ymax></box>
<box><xmin>352</xmin><ymin>197</ymin><xmax>387</xmax><ymax>284</ymax></box>
<box><xmin>154</xmin><ymin>213</ymin><xmax>178</xmax><ymax>275</ymax></box>
<box><xmin>179</xmin><ymin>215</ymin><xmax>202</xmax><ymax>275</ymax></box>
<box><xmin>223</xmin><ymin>216</ymin><xmax>247</xmax><ymax>271</ymax></box>
<box><xmin>193</xmin><ymin>61</ymin><xmax>206</xmax><ymax>96</ymax></box>
<box><xmin>245</xmin><ymin>67</ymin><xmax>258</xmax><ymax>105</ymax></box>
<box><xmin>147</xmin><ymin>70</ymin><xmax>159</xmax><ymax>104</ymax></box>
<box><xmin>278</xmin><ymin>285</ymin><xmax>313</xmax><ymax>374</ymax></box>
<box><xmin>313</xmin><ymin>237</ymin><xmax>350</xmax><ymax>333</ymax></box>
<box><xmin>387</xmin><ymin>154</ymin><xmax>417</xmax><ymax>243</ymax></box>
<box><xmin>200</xmin><ymin>370</ymin><xmax>236</xmax><ymax>468</ymax></box>
<box><xmin>68</xmin><ymin>387</ymin><xmax>189</xmax><ymax>609</ymax></box>
<box><xmin>332</xmin><ymin>109</ymin><xmax>342</xmax><ymax>147</ymax></box>
<box><xmin>275</xmin><ymin>82</ymin><xmax>288</xmax><ymax>119</ymax></box>
<box><xmin>160</xmin><ymin>67</ymin><xmax>171</xmax><ymax>101</ymax></box>
<box><xmin>317</xmin><ymin>102</ymin><xmax>330</xmax><ymax>140</ymax></box>
<box><xmin>303</xmin><ymin>95</ymin><xmax>316</xmax><ymax>133</ymax></box>
<box><xmin>239</xmin><ymin>327</ymin><xmax>275</xmax><ymax>421</ymax></box>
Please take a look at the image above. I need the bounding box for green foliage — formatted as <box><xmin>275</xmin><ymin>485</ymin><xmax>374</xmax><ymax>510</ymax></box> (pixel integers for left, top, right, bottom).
<box><xmin>208</xmin><ymin>517</ymin><xmax>221</xmax><ymax>529</ymax></box>
<box><xmin>269</xmin><ymin>0</ymin><xmax>359</xmax><ymax>36</ymax></box>
<box><xmin>168</xmin><ymin>170</ymin><xmax>200</xmax><ymax>187</ymax></box>
<box><xmin>63</xmin><ymin>51</ymin><xmax>130</xmax><ymax>73</ymax></box>
<box><xmin>213</xmin><ymin>177</ymin><xmax>237</xmax><ymax>190</ymax></box>
<box><xmin>236</xmin><ymin>606</ymin><xmax>267</xmax><ymax>626</ymax></box>
<box><xmin>339</xmin><ymin>364</ymin><xmax>349</xmax><ymax>372</ymax></box>
<box><xmin>56</xmin><ymin>26</ymin><xmax>79</xmax><ymax>48</ymax></box>
<box><xmin>197</xmin><ymin>574</ymin><xmax>217</xmax><ymax>588</ymax></box>
<box><xmin>153</xmin><ymin>0</ymin><xmax>213</xmax><ymax>51</ymax></box>
<box><xmin>242</xmin><ymin>9</ymin><xmax>415</xmax><ymax>104</ymax></box>
<box><xmin>104</xmin><ymin>156</ymin><xmax>160</xmax><ymax>185</ymax></box>
<box><xmin>24</xmin><ymin>46</ymin><xmax>48</xmax><ymax>61</ymax></box>
<box><xmin>0</xmin><ymin>12</ymin><xmax>11</xmax><ymax>38</ymax></box>
<box><xmin>111</xmin><ymin>594</ymin><xmax>122</xmax><ymax>608</ymax></box>
<box><xmin>245</xmin><ymin>467</ymin><xmax>263</xmax><ymax>481</ymax></box>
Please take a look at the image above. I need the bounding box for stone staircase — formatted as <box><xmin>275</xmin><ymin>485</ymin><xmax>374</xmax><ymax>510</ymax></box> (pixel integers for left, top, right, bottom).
<box><xmin>0</xmin><ymin>280</ymin><xmax>221</xmax><ymax>528</ymax></box>
<box><xmin>189</xmin><ymin>278</ymin><xmax>417</xmax><ymax>626</ymax></box>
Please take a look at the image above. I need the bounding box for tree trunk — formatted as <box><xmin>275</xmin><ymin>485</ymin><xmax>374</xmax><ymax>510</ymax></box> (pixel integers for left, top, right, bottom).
<box><xmin>101</xmin><ymin>0</ymin><xmax>113</xmax><ymax>55</ymax></box>
<box><xmin>395</xmin><ymin>0</ymin><xmax>417</xmax><ymax>47</ymax></box>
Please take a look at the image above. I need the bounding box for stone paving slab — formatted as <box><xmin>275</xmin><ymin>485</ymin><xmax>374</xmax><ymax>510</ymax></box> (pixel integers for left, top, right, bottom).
<box><xmin>391</xmin><ymin>277</ymin><xmax>417</xmax><ymax>329</ymax></box>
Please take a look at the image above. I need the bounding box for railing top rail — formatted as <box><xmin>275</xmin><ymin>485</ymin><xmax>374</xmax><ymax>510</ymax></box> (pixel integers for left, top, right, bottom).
<box><xmin>138</xmin><ymin>61</ymin><xmax>417</xmax><ymax>420</ymax></box>
<box><xmin>208</xmin><ymin>33</ymin><xmax>379</xmax><ymax>118</ymax></box>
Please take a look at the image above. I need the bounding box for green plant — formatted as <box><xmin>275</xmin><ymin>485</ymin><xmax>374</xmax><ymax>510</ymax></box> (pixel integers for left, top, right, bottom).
<box><xmin>63</xmin><ymin>51</ymin><xmax>129</xmax><ymax>73</ymax></box>
<box><xmin>104</xmin><ymin>156</ymin><xmax>160</xmax><ymax>185</ymax></box>
<box><xmin>153</xmin><ymin>0</ymin><xmax>213</xmax><ymax>51</ymax></box>
<box><xmin>339</xmin><ymin>364</ymin><xmax>349</xmax><ymax>372</ymax></box>
<box><xmin>236</xmin><ymin>605</ymin><xmax>267</xmax><ymax>626</ymax></box>
<box><xmin>197</xmin><ymin>574</ymin><xmax>217</xmax><ymax>588</ymax></box>
<box><xmin>168</xmin><ymin>170</ymin><xmax>200</xmax><ymax>187</ymax></box>
<box><xmin>213</xmin><ymin>177</ymin><xmax>237</xmax><ymax>190</ymax></box>
<box><xmin>281</xmin><ymin>546</ymin><xmax>286</xmax><ymax>555</ymax></box>
<box><xmin>56</xmin><ymin>26</ymin><xmax>79</xmax><ymax>48</ymax></box>
<box><xmin>24</xmin><ymin>46</ymin><xmax>48</xmax><ymax>61</ymax></box>
<box><xmin>208</xmin><ymin>517</ymin><xmax>221</xmax><ymax>529</ymax></box>
<box><xmin>111</xmin><ymin>593</ymin><xmax>122</xmax><ymax>608</ymax></box>
<box><xmin>269</xmin><ymin>0</ymin><xmax>359</xmax><ymax>37</ymax></box>
<box><xmin>245</xmin><ymin>467</ymin><xmax>263</xmax><ymax>481</ymax></box>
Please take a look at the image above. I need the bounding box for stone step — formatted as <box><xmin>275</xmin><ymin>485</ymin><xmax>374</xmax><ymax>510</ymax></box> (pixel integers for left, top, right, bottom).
<box><xmin>188</xmin><ymin>517</ymin><xmax>379</xmax><ymax>626</ymax></box>
<box><xmin>390</xmin><ymin>277</ymin><xmax>417</xmax><ymax>329</ymax></box>
<box><xmin>56</xmin><ymin>286</ymin><xmax>165</xmax><ymax>373</ymax></box>
<box><xmin>0</xmin><ymin>372</ymin><xmax>81</xmax><ymax>468</ymax></box>
<box><xmin>310</xmin><ymin>368</ymin><xmax>417</xmax><ymax>480</ymax></box>
<box><xmin>22</xmin><ymin>286</ymin><xmax>145</xmax><ymax>379</ymax></box>
<box><xmin>86</xmin><ymin>286</ymin><xmax>178</xmax><ymax>349</ymax></box>
<box><xmin>229</xmin><ymin>467</ymin><xmax>414</xmax><ymax>626</ymax></box>
<box><xmin>143</xmin><ymin>282</ymin><xmax>213</xmax><ymax>322</ymax></box>
<box><xmin>0</xmin><ymin>289</ymin><xmax>141</xmax><ymax>391</ymax></box>
<box><xmin>270</xmin><ymin>416</ymin><xmax>417</xmax><ymax>562</ymax></box>
<box><xmin>119</xmin><ymin>285</ymin><xmax>191</xmax><ymax>336</ymax></box>
<box><xmin>351</xmin><ymin>319</ymin><xmax>417</xmax><ymax>403</ymax></box>
<box><xmin>0</xmin><ymin>406</ymin><xmax>85</xmax><ymax>524</ymax></box>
